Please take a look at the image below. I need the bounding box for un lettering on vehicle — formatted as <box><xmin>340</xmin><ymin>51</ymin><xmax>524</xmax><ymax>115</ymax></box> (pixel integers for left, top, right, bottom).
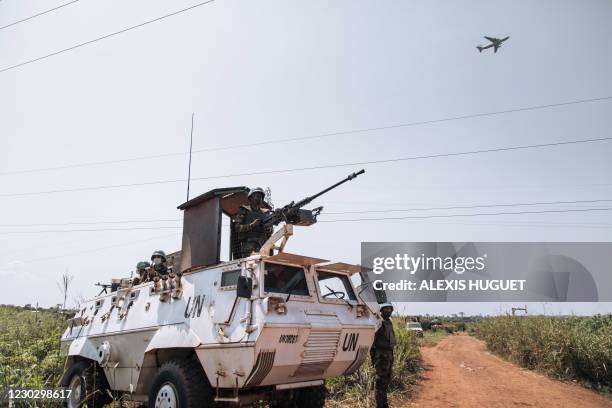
<box><xmin>184</xmin><ymin>294</ymin><xmax>205</xmax><ymax>318</ymax></box>
<box><xmin>342</xmin><ymin>332</ymin><xmax>359</xmax><ymax>352</ymax></box>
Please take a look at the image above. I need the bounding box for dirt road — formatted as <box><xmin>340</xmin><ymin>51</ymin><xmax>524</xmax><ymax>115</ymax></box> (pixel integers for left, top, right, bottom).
<box><xmin>406</xmin><ymin>334</ymin><xmax>612</xmax><ymax>408</ymax></box>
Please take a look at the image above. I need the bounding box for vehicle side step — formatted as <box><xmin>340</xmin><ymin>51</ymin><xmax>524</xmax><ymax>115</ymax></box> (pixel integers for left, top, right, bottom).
<box><xmin>214</xmin><ymin>397</ymin><xmax>240</xmax><ymax>403</ymax></box>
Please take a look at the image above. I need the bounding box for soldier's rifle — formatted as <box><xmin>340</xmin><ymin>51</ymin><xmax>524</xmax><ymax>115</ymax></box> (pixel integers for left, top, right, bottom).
<box><xmin>260</xmin><ymin>169</ymin><xmax>365</xmax><ymax>229</ymax></box>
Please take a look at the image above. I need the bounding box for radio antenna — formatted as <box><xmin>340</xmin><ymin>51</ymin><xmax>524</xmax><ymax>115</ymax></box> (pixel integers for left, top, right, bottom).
<box><xmin>186</xmin><ymin>113</ymin><xmax>194</xmax><ymax>201</ymax></box>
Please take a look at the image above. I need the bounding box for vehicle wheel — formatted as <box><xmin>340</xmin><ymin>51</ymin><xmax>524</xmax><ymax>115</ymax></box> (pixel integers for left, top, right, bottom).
<box><xmin>295</xmin><ymin>385</ymin><xmax>326</xmax><ymax>408</ymax></box>
<box><xmin>148</xmin><ymin>357</ymin><xmax>213</xmax><ymax>408</ymax></box>
<box><xmin>60</xmin><ymin>360</ymin><xmax>112</xmax><ymax>408</ymax></box>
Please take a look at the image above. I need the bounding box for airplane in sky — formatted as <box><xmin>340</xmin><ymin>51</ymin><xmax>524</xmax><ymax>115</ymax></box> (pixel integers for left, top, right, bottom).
<box><xmin>477</xmin><ymin>36</ymin><xmax>510</xmax><ymax>53</ymax></box>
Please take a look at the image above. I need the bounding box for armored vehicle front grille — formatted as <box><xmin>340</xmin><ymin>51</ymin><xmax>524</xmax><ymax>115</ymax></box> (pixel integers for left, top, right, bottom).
<box><xmin>344</xmin><ymin>346</ymin><xmax>369</xmax><ymax>375</ymax></box>
<box><xmin>245</xmin><ymin>349</ymin><xmax>275</xmax><ymax>386</ymax></box>
<box><xmin>294</xmin><ymin>329</ymin><xmax>340</xmax><ymax>376</ymax></box>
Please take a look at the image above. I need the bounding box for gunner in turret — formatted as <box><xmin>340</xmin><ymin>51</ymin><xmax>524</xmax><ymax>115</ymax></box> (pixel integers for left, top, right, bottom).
<box><xmin>233</xmin><ymin>187</ymin><xmax>273</xmax><ymax>258</ymax></box>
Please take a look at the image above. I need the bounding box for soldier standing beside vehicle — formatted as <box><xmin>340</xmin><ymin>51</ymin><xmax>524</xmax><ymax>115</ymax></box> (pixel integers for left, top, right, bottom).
<box><xmin>370</xmin><ymin>303</ymin><xmax>396</xmax><ymax>408</ymax></box>
<box><xmin>233</xmin><ymin>187</ymin><xmax>273</xmax><ymax>258</ymax></box>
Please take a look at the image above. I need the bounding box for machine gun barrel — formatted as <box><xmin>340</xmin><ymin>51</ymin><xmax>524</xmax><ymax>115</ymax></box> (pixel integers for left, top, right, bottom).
<box><xmin>262</xmin><ymin>169</ymin><xmax>365</xmax><ymax>228</ymax></box>
<box><xmin>293</xmin><ymin>169</ymin><xmax>365</xmax><ymax>208</ymax></box>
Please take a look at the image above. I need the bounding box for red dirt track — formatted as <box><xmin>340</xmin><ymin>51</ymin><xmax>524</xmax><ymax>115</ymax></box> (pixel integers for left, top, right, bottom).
<box><xmin>406</xmin><ymin>334</ymin><xmax>612</xmax><ymax>408</ymax></box>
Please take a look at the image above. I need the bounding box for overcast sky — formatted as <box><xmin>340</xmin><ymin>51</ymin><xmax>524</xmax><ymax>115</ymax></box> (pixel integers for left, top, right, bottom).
<box><xmin>1</xmin><ymin>0</ymin><xmax>611</xmax><ymax>315</ymax></box>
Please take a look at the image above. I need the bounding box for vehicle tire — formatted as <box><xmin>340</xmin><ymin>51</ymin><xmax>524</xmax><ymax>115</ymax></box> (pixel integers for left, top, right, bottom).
<box><xmin>148</xmin><ymin>357</ymin><xmax>213</xmax><ymax>408</ymax></box>
<box><xmin>294</xmin><ymin>385</ymin><xmax>326</xmax><ymax>408</ymax></box>
<box><xmin>60</xmin><ymin>360</ymin><xmax>112</xmax><ymax>408</ymax></box>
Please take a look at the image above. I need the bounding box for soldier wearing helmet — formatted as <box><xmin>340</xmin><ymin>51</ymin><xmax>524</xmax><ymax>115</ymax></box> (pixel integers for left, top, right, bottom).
<box><xmin>371</xmin><ymin>302</ymin><xmax>396</xmax><ymax>408</ymax></box>
<box><xmin>232</xmin><ymin>187</ymin><xmax>273</xmax><ymax>259</ymax></box>
<box><xmin>132</xmin><ymin>261</ymin><xmax>151</xmax><ymax>285</ymax></box>
<box><xmin>150</xmin><ymin>250</ymin><xmax>169</xmax><ymax>276</ymax></box>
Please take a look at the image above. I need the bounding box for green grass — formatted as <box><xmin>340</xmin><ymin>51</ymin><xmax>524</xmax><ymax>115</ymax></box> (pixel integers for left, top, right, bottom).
<box><xmin>418</xmin><ymin>330</ymin><xmax>448</xmax><ymax>347</ymax></box>
<box><xmin>0</xmin><ymin>304</ymin><xmax>67</xmax><ymax>406</ymax></box>
<box><xmin>472</xmin><ymin>315</ymin><xmax>612</xmax><ymax>393</ymax></box>
<box><xmin>0</xmin><ymin>305</ymin><xmax>66</xmax><ymax>389</ymax></box>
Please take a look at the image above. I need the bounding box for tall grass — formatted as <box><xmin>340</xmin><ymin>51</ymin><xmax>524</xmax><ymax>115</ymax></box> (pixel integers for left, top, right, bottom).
<box><xmin>327</xmin><ymin>319</ymin><xmax>423</xmax><ymax>408</ymax></box>
<box><xmin>473</xmin><ymin>315</ymin><xmax>612</xmax><ymax>390</ymax></box>
<box><xmin>0</xmin><ymin>305</ymin><xmax>65</xmax><ymax>390</ymax></box>
<box><xmin>0</xmin><ymin>305</ymin><xmax>67</xmax><ymax>407</ymax></box>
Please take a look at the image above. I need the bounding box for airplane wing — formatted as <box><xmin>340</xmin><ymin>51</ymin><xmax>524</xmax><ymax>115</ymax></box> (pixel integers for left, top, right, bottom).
<box><xmin>484</xmin><ymin>36</ymin><xmax>498</xmax><ymax>42</ymax></box>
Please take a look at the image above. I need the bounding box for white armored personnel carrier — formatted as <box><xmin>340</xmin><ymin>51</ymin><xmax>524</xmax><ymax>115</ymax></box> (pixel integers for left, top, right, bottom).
<box><xmin>60</xmin><ymin>174</ymin><xmax>383</xmax><ymax>408</ymax></box>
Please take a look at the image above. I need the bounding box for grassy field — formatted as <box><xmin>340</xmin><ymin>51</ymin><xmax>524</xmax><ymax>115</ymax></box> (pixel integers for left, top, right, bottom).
<box><xmin>0</xmin><ymin>306</ymin><xmax>446</xmax><ymax>407</ymax></box>
<box><xmin>417</xmin><ymin>330</ymin><xmax>448</xmax><ymax>348</ymax></box>
<box><xmin>472</xmin><ymin>315</ymin><xmax>612</xmax><ymax>393</ymax></box>
<box><xmin>0</xmin><ymin>305</ymin><xmax>66</xmax><ymax>390</ymax></box>
<box><xmin>0</xmin><ymin>305</ymin><xmax>67</xmax><ymax>407</ymax></box>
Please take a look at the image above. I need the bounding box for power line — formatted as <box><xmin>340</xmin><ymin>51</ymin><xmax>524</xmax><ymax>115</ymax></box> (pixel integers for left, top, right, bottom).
<box><xmin>0</xmin><ymin>0</ymin><xmax>80</xmax><ymax>31</ymax></box>
<box><xmin>319</xmin><ymin>207</ymin><xmax>612</xmax><ymax>223</ymax></box>
<box><xmin>15</xmin><ymin>233</ymin><xmax>179</xmax><ymax>264</ymax></box>
<box><xmin>2</xmin><ymin>95</ymin><xmax>611</xmax><ymax>176</ymax></box>
<box><xmin>0</xmin><ymin>0</ymin><xmax>216</xmax><ymax>74</ymax></box>
<box><xmin>323</xmin><ymin>198</ymin><xmax>612</xmax><ymax>215</ymax></box>
<box><xmin>1</xmin><ymin>207</ymin><xmax>611</xmax><ymax>233</ymax></box>
<box><xmin>2</xmin><ymin>136</ymin><xmax>611</xmax><ymax>197</ymax></box>
<box><xmin>0</xmin><ymin>226</ymin><xmax>182</xmax><ymax>234</ymax></box>
<box><xmin>6</xmin><ymin>221</ymin><xmax>612</xmax><ymax>270</ymax></box>
<box><xmin>2</xmin><ymin>198</ymin><xmax>611</xmax><ymax>227</ymax></box>
<box><xmin>0</xmin><ymin>218</ymin><xmax>180</xmax><ymax>227</ymax></box>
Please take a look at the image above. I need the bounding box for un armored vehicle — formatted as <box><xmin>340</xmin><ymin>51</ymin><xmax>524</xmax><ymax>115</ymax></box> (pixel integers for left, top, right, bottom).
<box><xmin>59</xmin><ymin>172</ymin><xmax>383</xmax><ymax>407</ymax></box>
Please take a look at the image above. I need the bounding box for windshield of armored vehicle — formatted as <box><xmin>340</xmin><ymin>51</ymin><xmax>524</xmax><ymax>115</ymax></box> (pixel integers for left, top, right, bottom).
<box><xmin>264</xmin><ymin>263</ymin><xmax>309</xmax><ymax>296</ymax></box>
<box><xmin>317</xmin><ymin>271</ymin><xmax>356</xmax><ymax>301</ymax></box>
<box><xmin>407</xmin><ymin>322</ymin><xmax>422</xmax><ymax>329</ymax></box>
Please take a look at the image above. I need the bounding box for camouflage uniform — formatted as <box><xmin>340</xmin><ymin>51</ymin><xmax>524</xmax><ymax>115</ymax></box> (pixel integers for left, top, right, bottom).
<box><xmin>132</xmin><ymin>271</ymin><xmax>148</xmax><ymax>286</ymax></box>
<box><xmin>233</xmin><ymin>205</ymin><xmax>273</xmax><ymax>259</ymax></box>
<box><xmin>370</xmin><ymin>318</ymin><xmax>395</xmax><ymax>408</ymax></box>
<box><xmin>132</xmin><ymin>261</ymin><xmax>151</xmax><ymax>285</ymax></box>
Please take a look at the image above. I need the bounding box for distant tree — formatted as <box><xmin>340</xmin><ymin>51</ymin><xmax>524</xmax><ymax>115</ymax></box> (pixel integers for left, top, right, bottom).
<box><xmin>56</xmin><ymin>271</ymin><xmax>73</xmax><ymax>310</ymax></box>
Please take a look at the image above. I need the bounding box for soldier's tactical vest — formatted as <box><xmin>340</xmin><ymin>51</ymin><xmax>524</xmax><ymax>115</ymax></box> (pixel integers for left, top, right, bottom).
<box><xmin>237</xmin><ymin>205</ymin><xmax>271</xmax><ymax>243</ymax></box>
